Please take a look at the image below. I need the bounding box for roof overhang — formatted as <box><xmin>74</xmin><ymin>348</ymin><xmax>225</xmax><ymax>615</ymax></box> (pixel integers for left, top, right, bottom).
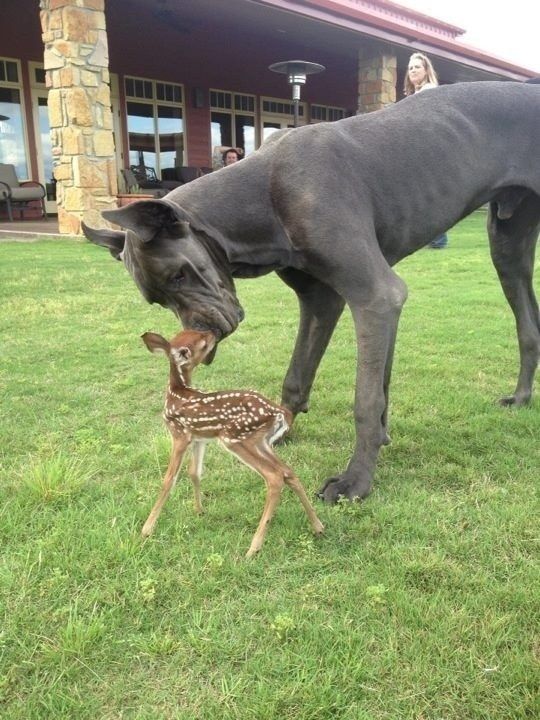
<box><xmin>250</xmin><ymin>0</ymin><xmax>537</xmax><ymax>79</ymax></box>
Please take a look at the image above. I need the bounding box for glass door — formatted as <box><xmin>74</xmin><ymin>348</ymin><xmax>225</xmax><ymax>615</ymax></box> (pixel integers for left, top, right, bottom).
<box><xmin>34</xmin><ymin>93</ymin><xmax>55</xmax><ymax>213</ymax></box>
<box><xmin>27</xmin><ymin>61</ymin><xmax>56</xmax><ymax>215</ymax></box>
<box><xmin>0</xmin><ymin>59</ymin><xmax>30</xmax><ymax>179</ymax></box>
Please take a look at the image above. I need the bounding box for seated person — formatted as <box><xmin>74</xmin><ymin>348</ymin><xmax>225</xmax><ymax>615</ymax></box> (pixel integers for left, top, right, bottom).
<box><xmin>212</xmin><ymin>146</ymin><xmax>243</xmax><ymax>170</ymax></box>
<box><xmin>222</xmin><ymin>148</ymin><xmax>241</xmax><ymax>166</ymax></box>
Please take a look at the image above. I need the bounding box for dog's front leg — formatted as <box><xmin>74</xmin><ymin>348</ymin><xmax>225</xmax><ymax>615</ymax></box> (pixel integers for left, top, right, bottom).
<box><xmin>318</xmin><ymin>266</ymin><xmax>407</xmax><ymax>502</ymax></box>
<box><xmin>277</xmin><ymin>269</ymin><xmax>345</xmax><ymax>418</ymax></box>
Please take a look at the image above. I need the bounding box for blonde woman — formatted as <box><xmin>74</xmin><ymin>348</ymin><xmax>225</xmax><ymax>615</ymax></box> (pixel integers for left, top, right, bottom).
<box><xmin>404</xmin><ymin>52</ymin><xmax>449</xmax><ymax>248</ymax></box>
<box><xmin>404</xmin><ymin>52</ymin><xmax>439</xmax><ymax>95</ymax></box>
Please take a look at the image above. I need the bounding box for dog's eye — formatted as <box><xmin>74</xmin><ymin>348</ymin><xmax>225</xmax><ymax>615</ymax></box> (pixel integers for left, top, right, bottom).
<box><xmin>171</xmin><ymin>270</ymin><xmax>185</xmax><ymax>285</ymax></box>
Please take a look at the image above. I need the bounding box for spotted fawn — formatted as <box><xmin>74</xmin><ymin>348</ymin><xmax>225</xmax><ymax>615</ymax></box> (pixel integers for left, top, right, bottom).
<box><xmin>141</xmin><ymin>329</ymin><xmax>324</xmax><ymax>557</ymax></box>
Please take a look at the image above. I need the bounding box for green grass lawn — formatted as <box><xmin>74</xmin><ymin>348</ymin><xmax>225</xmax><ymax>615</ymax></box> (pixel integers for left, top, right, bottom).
<box><xmin>1</xmin><ymin>213</ymin><xmax>539</xmax><ymax>719</ymax></box>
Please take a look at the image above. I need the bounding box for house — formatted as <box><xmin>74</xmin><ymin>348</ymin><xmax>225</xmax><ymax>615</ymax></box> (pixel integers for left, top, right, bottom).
<box><xmin>0</xmin><ymin>0</ymin><xmax>535</xmax><ymax>233</ymax></box>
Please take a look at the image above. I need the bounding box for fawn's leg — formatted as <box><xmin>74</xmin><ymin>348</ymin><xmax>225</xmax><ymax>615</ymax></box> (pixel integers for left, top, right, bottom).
<box><xmin>247</xmin><ymin>472</ymin><xmax>283</xmax><ymax>558</ymax></box>
<box><xmin>223</xmin><ymin>439</ymin><xmax>285</xmax><ymax>558</ymax></box>
<box><xmin>284</xmin><ymin>475</ymin><xmax>325</xmax><ymax>535</ymax></box>
<box><xmin>260</xmin><ymin>442</ymin><xmax>324</xmax><ymax>536</ymax></box>
<box><xmin>142</xmin><ymin>433</ymin><xmax>190</xmax><ymax>537</ymax></box>
<box><xmin>188</xmin><ymin>441</ymin><xmax>206</xmax><ymax>514</ymax></box>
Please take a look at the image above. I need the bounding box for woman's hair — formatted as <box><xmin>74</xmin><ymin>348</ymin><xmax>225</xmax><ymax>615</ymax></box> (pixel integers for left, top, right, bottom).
<box><xmin>403</xmin><ymin>52</ymin><xmax>439</xmax><ymax>96</ymax></box>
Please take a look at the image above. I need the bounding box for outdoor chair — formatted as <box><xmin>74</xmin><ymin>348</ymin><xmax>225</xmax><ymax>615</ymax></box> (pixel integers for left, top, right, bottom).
<box><xmin>129</xmin><ymin>164</ymin><xmax>162</xmax><ymax>188</ymax></box>
<box><xmin>129</xmin><ymin>164</ymin><xmax>181</xmax><ymax>192</ymax></box>
<box><xmin>161</xmin><ymin>165</ymin><xmax>204</xmax><ymax>185</ymax></box>
<box><xmin>121</xmin><ymin>168</ymin><xmax>167</xmax><ymax>198</ymax></box>
<box><xmin>177</xmin><ymin>166</ymin><xmax>203</xmax><ymax>183</ymax></box>
<box><xmin>0</xmin><ymin>163</ymin><xmax>47</xmax><ymax>221</ymax></box>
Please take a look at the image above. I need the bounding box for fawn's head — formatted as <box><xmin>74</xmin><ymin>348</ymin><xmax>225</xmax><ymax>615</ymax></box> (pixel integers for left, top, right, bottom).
<box><xmin>142</xmin><ymin>329</ymin><xmax>217</xmax><ymax>379</ymax></box>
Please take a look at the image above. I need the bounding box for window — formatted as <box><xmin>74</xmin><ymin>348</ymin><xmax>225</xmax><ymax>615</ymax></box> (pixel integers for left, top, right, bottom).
<box><xmin>310</xmin><ymin>104</ymin><xmax>346</xmax><ymax>123</ymax></box>
<box><xmin>260</xmin><ymin>96</ymin><xmax>308</xmax><ymax>141</ymax></box>
<box><xmin>0</xmin><ymin>59</ymin><xmax>19</xmax><ymax>83</ymax></box>
<box><xmin>33</xmin><ymin>66</ymin><xmax>46</xmax><ymax>86</ymax></box>
<box><xmin>210</xmin><ymin>90</ymin><xmax>256</xmax><ymax>157</ymax></box>
<box><xmin>262</xmin><ymin>98</ymin><xmax>305</xmax><ymax>118</ymax></box>
<box><xmin>0</xmin><ymin>58</ymin><xmax>29</xmax><ymax>179</ymax></box>
<box><xmin>125</xmin><ymin>76</ymin><xmax>185</xmax><ymax>175</ymax></box>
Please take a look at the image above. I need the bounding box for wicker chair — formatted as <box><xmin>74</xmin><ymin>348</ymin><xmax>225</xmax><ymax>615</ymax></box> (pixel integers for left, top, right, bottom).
<box><xmin>121</xmin><ymin>168</ymin><xmax>167</xmax><ymax>198</ymax></box>
<box><xmin>129</xmin><ymin>164</ymin><xmax>182</xmax><ymax>191</ymax></box>
<box><xmin>0</xmin><ymin>164</ymin><xmax>47</xmax><ymax>221</ymax></box>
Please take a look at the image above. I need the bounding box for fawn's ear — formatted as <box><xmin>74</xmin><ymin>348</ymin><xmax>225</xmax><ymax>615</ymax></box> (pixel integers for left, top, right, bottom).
<box><xmin>141</xmin><ymin>332</ymin><xmax>170</xmax><ymax>356</ymax></box>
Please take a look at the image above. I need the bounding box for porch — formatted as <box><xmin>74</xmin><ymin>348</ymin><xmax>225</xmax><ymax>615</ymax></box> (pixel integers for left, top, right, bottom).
<box><xmin>0</xmin><ymin>216</ymin><xmax>62</xmax><ymax>240</ymax></box>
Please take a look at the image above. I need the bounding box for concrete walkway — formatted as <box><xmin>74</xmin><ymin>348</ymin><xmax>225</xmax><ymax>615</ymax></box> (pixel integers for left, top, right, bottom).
<box><xmin>0</xmin><ymin>217</ymin><xmax>66</xmax><ymax>240</ymax></box>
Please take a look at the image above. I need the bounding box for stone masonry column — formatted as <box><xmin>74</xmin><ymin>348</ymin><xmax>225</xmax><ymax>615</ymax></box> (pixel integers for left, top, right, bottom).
<box><xmin>357</xmin><ymin>48</ymin><xmax>397</xmax><ymax>113</ymax></box>
<box><xmin>40</xmin><ymin>0</ymin><xmax>117</xmax><ymax>234</ymax></box>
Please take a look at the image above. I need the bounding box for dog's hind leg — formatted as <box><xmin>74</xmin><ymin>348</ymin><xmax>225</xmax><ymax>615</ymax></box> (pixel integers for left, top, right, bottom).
<box><xmin>276</xmin><ymin>268</ymin><xmax>346</xmax><ymax>417</ymax></box>
<box><xmin>380</xmin><ymin>312</ymin><xmax>401</xmax><ymax>446</ymax></box>
<box><xmin>488</xmin><ymin>191</ymin><xmax>540</xmax><ymax>406</ymax></box>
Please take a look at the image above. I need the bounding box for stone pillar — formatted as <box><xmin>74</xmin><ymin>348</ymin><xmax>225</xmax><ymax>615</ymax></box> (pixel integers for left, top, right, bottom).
<box><xmin>357</xmin><ymin>49</ymin><xmax>397</xmax><ymax>114</ymax></box>
<box><xmin>40</xmin><ymin>0</ymin><xmax>117</xmax><ymax>234</ymax></box>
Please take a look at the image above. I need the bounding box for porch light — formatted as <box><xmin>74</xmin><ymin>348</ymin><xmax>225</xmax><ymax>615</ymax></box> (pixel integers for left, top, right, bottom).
<box><xmin>268</xmin><ymin>60</ymin><xmax>325</xmax><ymax>127</ymax></box>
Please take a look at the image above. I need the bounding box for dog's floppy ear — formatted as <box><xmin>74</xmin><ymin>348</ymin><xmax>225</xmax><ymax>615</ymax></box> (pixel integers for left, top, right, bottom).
<box><xmin>81</xmin><ymin>221</ymin><xmax>126</xmax><ymax>260</ymax></box>
<box><xmin>102</xmin><ymin>200</ymin><xmax>189</xmax><ymax>243</ymax></box>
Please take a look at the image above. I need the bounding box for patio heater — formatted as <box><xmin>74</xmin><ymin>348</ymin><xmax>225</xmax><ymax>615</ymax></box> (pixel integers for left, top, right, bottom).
<box><xmin>268</xmin><ymin>60</ymin><xmax>325</xmax><ymax>127</ymax></box>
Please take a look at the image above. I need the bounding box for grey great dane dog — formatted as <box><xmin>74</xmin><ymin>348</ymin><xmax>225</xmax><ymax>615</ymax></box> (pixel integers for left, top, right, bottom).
<box><xmin>83</xmin><ymin>80</ymin><xmax>540</xmax><ymax>503</ymax></box>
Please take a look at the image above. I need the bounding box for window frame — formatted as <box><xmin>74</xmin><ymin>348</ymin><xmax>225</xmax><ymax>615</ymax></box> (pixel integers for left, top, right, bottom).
<box><xmin>124</xmin><ymin>75</ymin><xmax>186</xmax><ymax>175</ymax></box>
<box><xmin>210</xmin><ymin>89</ymin><xmax>257</xmax><ymax>157</ymax></box>
<box><xmin>0</xmin><ymin>56</ymin><xmax>31</xmax><ymax>180</ymax></box>
<box><xmin>310</xmin><ymin>103</ymin><xmax>347</xmax><ymax>123</ymax></box>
